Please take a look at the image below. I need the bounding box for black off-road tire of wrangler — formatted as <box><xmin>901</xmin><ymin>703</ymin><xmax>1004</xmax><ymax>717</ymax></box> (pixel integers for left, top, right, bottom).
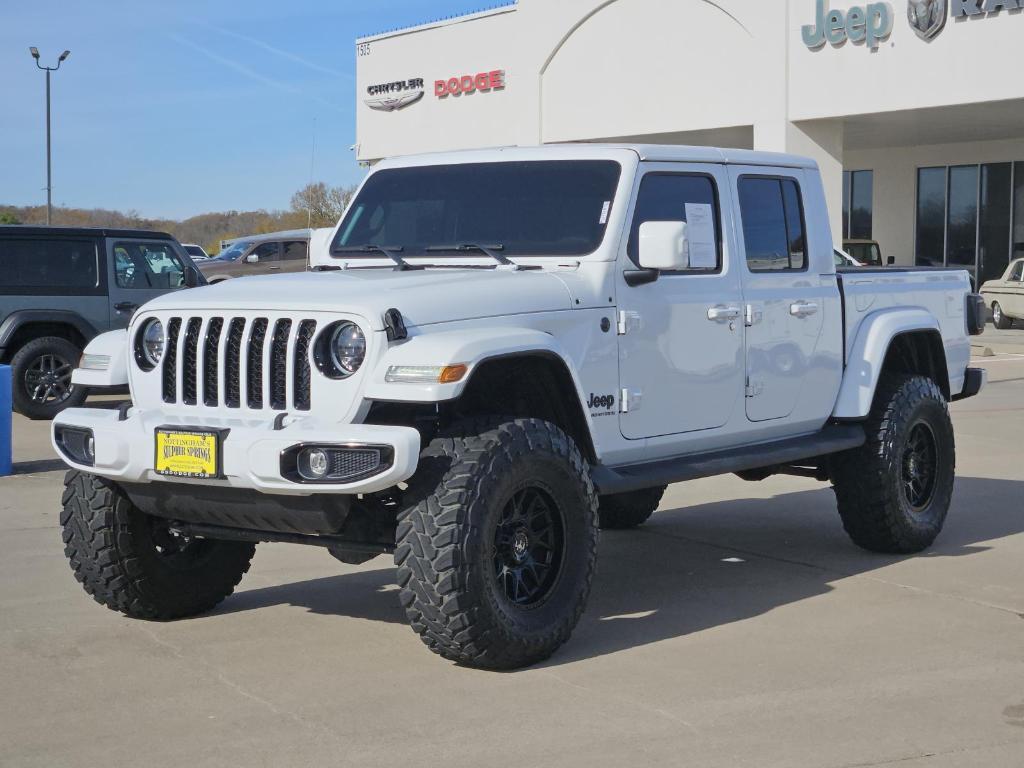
<box><xmin>394</xmin><ymin>417</ymin><xmax>599</xmax><ymax>670</ymax></box>
<box><xmin>11</xmin><ymin>336</ymin><xmax>87</xmax><ymax>420</ymax></box>
<box><xmin>829</xmin><ymin>374</ymin><xmax>955</xmax><ymax>554</ymax></box>
<box><xmin>60</xmin><ymin>470</ymin><xmax>256</xmax><ymax>619</ymax></box>
<box><xmin>597</xmin><ymin>486</ymin><xmax>666</xmax><ymax>529</ymax></box>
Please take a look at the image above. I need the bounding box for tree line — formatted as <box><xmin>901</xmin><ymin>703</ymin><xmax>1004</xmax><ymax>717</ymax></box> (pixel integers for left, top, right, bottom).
<box><xmin>0</xmin><ymin>181</ymin><xmax>356</xmax><ymax>255</ymax></box>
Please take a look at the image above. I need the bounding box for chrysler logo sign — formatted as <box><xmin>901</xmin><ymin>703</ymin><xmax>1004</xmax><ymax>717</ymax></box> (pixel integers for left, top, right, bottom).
<box><xmin>364</xmin><ymin>78</ymin><xmax>424</xmax><ymax>112</ymax></box>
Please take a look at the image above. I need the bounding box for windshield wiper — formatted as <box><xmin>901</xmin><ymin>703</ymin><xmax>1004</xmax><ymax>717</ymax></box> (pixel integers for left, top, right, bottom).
<box><xmin>334</xmin><ymin>244</ymin><xmax>418</xmax><ymax>271</ymax></box>
<box><xmin>425</xmin><ymin>243</ymin><xmax>523</xmax><ymax>270</ymax></box>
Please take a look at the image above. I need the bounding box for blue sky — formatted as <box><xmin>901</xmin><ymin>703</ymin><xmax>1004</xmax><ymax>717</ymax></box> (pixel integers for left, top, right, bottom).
<box><xmin>2</xmin><ymin>1</ymin><xmax>493</xmax><ymax>219</ymax></box>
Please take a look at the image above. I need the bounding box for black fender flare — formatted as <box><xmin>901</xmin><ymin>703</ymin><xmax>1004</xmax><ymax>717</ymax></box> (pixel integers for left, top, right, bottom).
<box><xmin>0</xmin><ymin>310</ymin><xmax>97</xmax><ymax>351</ymax></box>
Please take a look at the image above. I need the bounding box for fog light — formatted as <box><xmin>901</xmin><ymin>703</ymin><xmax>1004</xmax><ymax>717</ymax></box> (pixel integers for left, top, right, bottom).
<box><xmin>56</xmin><ymin>426</ymin><xmax>95</xmax><ymax>466</ymax></box>
<box><xmin>298</xmin><ymin>447</ymin><xmax>330</xmax><ymax>480</ymax></box>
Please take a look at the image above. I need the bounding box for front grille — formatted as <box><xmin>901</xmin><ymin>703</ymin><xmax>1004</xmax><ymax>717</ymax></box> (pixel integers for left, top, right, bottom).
<box><xmin>160</xmin><ymin>316</ymin><xmax>317</xmax><ymax>411</ymax></box>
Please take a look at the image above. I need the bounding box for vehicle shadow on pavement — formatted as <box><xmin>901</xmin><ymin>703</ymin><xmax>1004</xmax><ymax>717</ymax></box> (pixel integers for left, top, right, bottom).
<box><xmin>210</xmin><ymin>476</ymin><xmax>1023</xmax><ymax>663</ymax></box>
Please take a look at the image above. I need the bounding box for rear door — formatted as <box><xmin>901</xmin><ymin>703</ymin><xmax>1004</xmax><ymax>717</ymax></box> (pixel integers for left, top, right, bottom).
<box><xmin>280</xmin><ymin>239</ymin><xmax>309</xmax><ymax>273</ymax></box>
<box><xmin>108</xmin><ymin>239</ymin><xmax>188</xmax><ymax>327</ymax></box>
<box><xmin>616</xmin><ymin>163</ymin><xmax>745</xmax><ymax>439</ymax></box>
<box><xmin>731</xmin><ymin>169</ymin><xmax>826</xmax><ymax>423</ymax></box>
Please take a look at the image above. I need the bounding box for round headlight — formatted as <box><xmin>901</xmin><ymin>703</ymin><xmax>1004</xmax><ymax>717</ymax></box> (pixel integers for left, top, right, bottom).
<box><xmin>139</xmin><ymin>319</ymin><xmax>165</xmax><ymax>369</ymax></box>
<box><xmin>329</xmin><ymin>322</ymin><xmax>365</xmax><ymax>376</ymax></box>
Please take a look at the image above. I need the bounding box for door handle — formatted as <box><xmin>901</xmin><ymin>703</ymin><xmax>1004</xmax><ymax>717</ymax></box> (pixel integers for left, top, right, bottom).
<box><xmin>114</xmin><ymin>301</ymin><xmax>139</xmax><ymax>313</ymax></box>
<box><xmin>707</xmin><ymin>305</ymin><xmax>741</xmax><ymax>322</ymax></box>
<box><xmin>789</xmin><ymin>301</ymin><xmax>819</xmax><ymax>317</ymax></box>
<box><xmin>269</xmin><ymin>265</ymin><xmax>281</xmax><ymax>270</ymax></box>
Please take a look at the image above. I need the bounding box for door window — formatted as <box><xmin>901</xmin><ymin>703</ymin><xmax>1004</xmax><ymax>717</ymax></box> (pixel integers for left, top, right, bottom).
<box><xmin>0</xmin><ymin>238</ymin><xmax>100</xmax><ymax>294</ymax></box>
<box><xmin>249</xmin><ymin>242</ymin><xmax>280</xmax><ymax>263</ymax></box>
<box><xmin>282</xmin><ymin>240</ymin><xmax>308</xmax><ymax>261</ymax></box>
<box><xmin>1009</xmin><ymin>261</ymin><xmax>1023</xmax><ymax>281</ymax></box>
<box><xmin>738</xmin><ymin>177</ymin><xmax>807</xmax><ymax>272</ymax></box>
<box><xmin>626</xmin><ymin>173</ymin><xmax>721</xmax><ymax>271</ymax></box>
<box><xmin>114</xmin><ymin>242</ymin><xmax>186</xmax><ymax>289</ymax></box>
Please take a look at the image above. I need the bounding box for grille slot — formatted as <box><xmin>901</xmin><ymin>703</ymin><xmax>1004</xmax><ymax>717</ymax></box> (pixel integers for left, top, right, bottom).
<box><xmin>293</xmin><ymin>320</ymin><xmax>316</xmax><ymax>411</ymax></box>
<box><xmin>157</xmin><ymin>314</ymin><xmax>317</xmax><ymax>412</ymax></box>
<box><xmin>269</xmin><ymin>319</ymin><xmax>292</xmax><ymax>411</ymax></box>
<box><xmin>203</xmin><ymin>318</ymin><xmax>223</xmax><ymax>407</ymax></box>
<box><xmin>162</xmin><ymin>318</ymin><xmax>182</xmax><ymax>403</ymax></box>
<box><xmin>246</xmin><ymin>319</ymin><xmax>269</xmax><ymax>409</ymax></box>
<box><xmin>224</xmin><ymin>318</ymin><xmax>245</xmax><ymax>408</ymax></box>
<box><xmin>181</xmin><ymin>318</ymin><xmax>202</xmax><ymax>405</ymax></box>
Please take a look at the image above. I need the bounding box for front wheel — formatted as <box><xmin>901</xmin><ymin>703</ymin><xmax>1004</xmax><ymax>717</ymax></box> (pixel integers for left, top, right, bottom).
<box><xmin>395</xmin><ymin>417</ymin><xmax>599</xmax><ymax>669</ymax></box>
<box><xmin>992</xmin><ymin>302</ymin><xmax>1013</xmax><ymax>329</ymax></box>
<box><xmin>60</xmin><ymin>471</ymin><xmax>255</xmax><ymax>618</ymax></box>
<box><xmin>11</xmin><ymin>336</ymin><xmax>87</xmax><ymax>419</ymax></box>
<box><xmin>829</xmin><ymin>374</ymin><xmax>954</xmax><ymax>553</ymax></box>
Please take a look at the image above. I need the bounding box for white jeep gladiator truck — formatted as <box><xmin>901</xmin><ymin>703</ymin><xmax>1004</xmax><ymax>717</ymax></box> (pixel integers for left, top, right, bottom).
<box><xmin>54</xmin><ymin>145</ymin><xmax>987</xmax><ymax>669</ymax></box>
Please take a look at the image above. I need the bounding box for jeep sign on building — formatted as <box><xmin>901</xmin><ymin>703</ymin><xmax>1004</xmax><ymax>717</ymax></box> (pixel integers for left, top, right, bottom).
<box><xmin>355</xmin><ymin>0</ymin><xmax>1024</xmax><ymax>284</ymax></box>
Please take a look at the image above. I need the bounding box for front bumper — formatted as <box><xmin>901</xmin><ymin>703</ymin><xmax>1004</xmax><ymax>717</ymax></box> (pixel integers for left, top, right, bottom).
<box><xmin>51</xmin><ymin>407</ymin><xmax>421</xmax><ymax>495</ymax></box>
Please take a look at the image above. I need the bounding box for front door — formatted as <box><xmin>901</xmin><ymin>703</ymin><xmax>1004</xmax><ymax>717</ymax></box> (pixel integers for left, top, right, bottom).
<box><xmin>731</xmin><ymin>170</ymin><xmax>826</xmax><ymax>422</ymax></box>
<box><xmin>108</xmin><ymin>240</ymin><xmax>188</xmax><ymax>328</ymax></box>
<box><xmin>617</xmin><ymin>164</ymin><xmax>745</xmax><ymax>439</ymax></box>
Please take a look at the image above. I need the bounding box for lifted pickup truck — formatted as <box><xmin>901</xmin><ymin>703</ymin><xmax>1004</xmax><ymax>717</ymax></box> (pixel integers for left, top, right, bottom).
<box><xmin>53</xmin><ymin>145</ymin><xmax>986</xmax><ymax>669</ymax></box>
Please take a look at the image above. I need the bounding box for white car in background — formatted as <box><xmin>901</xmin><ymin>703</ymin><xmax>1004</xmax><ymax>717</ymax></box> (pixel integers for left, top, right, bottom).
<box><xmin>980</xmin><ymin>257</ymin><xmax>1024</xmax><ymax>329</ymax></box>
<box><xmin>182</xmin><ymin>243</ymin><xmax>210</xmax><ymax>260</ymax></box>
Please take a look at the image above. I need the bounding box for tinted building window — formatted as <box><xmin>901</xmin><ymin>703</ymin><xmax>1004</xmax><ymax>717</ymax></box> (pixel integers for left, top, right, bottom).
<box><xmin>738</xmin><ymin>177</ymin><xmax>806</xmax><ymax>271</ymax></box>
<box><xmin>916</xmin><ymin>167</ymin><xmax>946</xmax><ymax>267</ymax></box>
<box><xmin>626</xmin><ymin>173</ymin><xmax>720</xmax><ymax>269</ymax></box>
<box><xmin>946</xmin><ymin>165</ymin><xmax>979</xmax><ymax>278</ymax></box>
<box><xmin>0</xmin><ymin>239</ymin><xmax>98</xmax><ymax>291</ymax></box>
<box><xmin>1014</xmin><ymin>162</ymin><xmax>1024</xmax><ymax>261</ymax></box>
<box><xmin>979</xmin><ymin>163</ymin><xmax>1012</xmax><ymax>284</ymax></box>
<box><xmin>848</xmin><ymin>170</ymin><xmax>873</xmax><ymax>240</ymax></box>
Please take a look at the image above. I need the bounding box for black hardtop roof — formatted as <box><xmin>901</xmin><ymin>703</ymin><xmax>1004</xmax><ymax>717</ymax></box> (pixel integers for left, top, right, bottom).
<box><xmin>0</xmin><ymin>225</ymin><xmax>176</xmax><ymax>240</ymax></box>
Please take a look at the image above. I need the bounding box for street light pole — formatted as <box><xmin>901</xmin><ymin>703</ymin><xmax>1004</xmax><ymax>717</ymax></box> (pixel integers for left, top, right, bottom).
<box><xmin>29</xmin><ymin>48</ymin><xmax>70</xmax><ymax>226</ymax></box>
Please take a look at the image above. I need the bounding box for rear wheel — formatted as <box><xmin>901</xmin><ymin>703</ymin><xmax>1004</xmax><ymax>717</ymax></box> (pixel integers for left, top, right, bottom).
<box><xmin>11</xmin><ymin>336</ymin><xmax>87</xmax><ymax>419</ymax></box>
<box><xmin>395</xmin><ymin>417</ymin><xmax>599</xmax><ymax>669</ymax></box>
<box><xmin>992</xmin><ymin>302</ymin><xmax>1013</xmax><ymax>329</ymax></box>
<box><xmin>60</xmin><ymin>471</ymin><xmax>255</xmax><ymax>619</ymax></box>
<box><xmin>829</xmin><ymin>374</ymin><xmax>954</xmax><ymax>553</ymax></box>
<box><xmin>597</xmin><ymin>486</ymin><xmax>666</xmax><ymax>529</ymax></box>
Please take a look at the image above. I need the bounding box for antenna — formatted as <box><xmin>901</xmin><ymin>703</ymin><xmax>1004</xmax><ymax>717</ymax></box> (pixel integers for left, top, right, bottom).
<box><xmin>307</xmin><ymin>116</ymin><xmax>317</xmax><ymax>230</ymax></box>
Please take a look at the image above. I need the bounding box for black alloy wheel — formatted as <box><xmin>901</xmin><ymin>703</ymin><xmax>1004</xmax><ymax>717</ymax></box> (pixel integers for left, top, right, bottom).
<box><xmin>24</xmin><ymin>351</ymin><xmax>74</xmax><ymax>406</ymax></box>
<box><xmin>493</xmin><ymin>486</ymin><xmax>566</xmax><ymax>608</ymax></box>
<box><xmin>901</xmin><ymin>422</ymin><xmax>938</xmax><ymax>513</ymax></box>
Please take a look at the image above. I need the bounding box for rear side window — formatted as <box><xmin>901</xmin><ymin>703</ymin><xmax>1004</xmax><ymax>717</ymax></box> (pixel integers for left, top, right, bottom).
<box><xmin>738</xmin><ymin>177</ymin><xmax>807</xmax><ymax>272</ymax></box>
<box><xmin>1009</xmin><ymin>261</ymin><xmax>1024</xmax><ymax>281</ymax></box>
<box><xmin>626</xmin><ymin>173</ymin><xmax>721</xmax><ymax>270</ymax></box>
<box><xmin>0</xmin><ymin>238</ymin><xmax>100</xmax><ymax>294</ymax></box>
<box><xmin>113</xmin><ymin>241</ymin><xmax>186</xmax><ymax>289</ymax></box>
<box><xmin>282</xmin><ymin>240</ymin><xmax>308</xmax><ymax>261</ymax></box>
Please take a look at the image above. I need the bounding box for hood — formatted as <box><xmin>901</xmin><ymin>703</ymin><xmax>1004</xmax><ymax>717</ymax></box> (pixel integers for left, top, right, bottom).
<box><xmin>140</xmin><ymin>268</ymin><xmax>575</xmax><ymax>331</ymax></box>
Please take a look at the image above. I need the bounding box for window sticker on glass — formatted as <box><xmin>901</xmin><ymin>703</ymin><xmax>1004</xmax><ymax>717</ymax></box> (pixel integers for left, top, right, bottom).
<box><xmin>599</xmin><ymin>201</ymin><xmax>611</xmax><ymax>224</ymax></box>
<box><xmin>684</xmin><ymin>202</ymin><xmax>717</xmax><ymax>269</ymax></box>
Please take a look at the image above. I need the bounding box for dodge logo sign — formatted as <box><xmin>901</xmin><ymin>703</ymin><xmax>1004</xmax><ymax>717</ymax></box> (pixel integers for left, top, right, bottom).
<box><xmin>364</xmin><ymin>78</ymin><xmax>425</xmax><ymax>112</ymax></box>
<box><xmin>908</xmin><ymin>0</ymin><xmax>947</xmax><ymax>39</ymax></box>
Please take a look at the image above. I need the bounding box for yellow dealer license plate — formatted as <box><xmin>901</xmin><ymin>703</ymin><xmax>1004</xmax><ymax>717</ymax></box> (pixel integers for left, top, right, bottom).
<box><xmin>154</xmin><ymin>429</ymin><xmax>220</xmax><ymax>479</ymax></box>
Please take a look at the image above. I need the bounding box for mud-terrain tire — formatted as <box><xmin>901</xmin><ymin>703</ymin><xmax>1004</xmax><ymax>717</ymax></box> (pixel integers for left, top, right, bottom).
<box><xmin>830</xmin><ymin>374</ymin><xmax>954</xmax><ymax>554</ymax></box>
<box><xmin>395</xmin><ymin>417</ymin><xmax>599</xmax><ymax>670</ymax></box>
<box><xmin>597</xmin><ymin>486</ymin><xmax>666</xmax><ymax>529</ymax></box>
<box><xmin>60</xmin><ymin>471</ymin><xmax>255</xmax><ymax>619</ymax></box>
<box><xmin>991</xmin><ymin>301</ymin><xmax>1013</xmax><ymax>330</ymax></box>
<box><xmin>11</xmin><ymin>336</ymin><xmax>87</xmax><ymax>419</ymax></box>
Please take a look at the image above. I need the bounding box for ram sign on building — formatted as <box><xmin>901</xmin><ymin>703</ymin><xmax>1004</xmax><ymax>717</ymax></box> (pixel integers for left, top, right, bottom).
<box><xmin>355</xmin><ymin>0</ymin><xmax>1024</xmax><ymax>283</ymax></box>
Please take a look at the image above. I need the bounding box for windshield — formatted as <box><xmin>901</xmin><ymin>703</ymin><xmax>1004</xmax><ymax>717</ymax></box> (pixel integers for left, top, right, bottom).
<box><xmin>212</xmin><ymin>241</ymin><xmax>252</xmax><ymax>261</ymax></box>
<box><xmin>331</xmin><ymin>160</ymin><xmax>622</xmax><ymax>258</ymax></box>
<box><xmin>184</xmin><ymin>245</ymin><xmax>206</xmax><ymax>258</ymax></box>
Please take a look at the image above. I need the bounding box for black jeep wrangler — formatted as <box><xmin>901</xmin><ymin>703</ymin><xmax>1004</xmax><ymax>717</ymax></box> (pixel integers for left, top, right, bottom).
<box><xmin>0</xmin><ymin>226</ymin><xmax>203</xmax><ymax>419</ymax></box>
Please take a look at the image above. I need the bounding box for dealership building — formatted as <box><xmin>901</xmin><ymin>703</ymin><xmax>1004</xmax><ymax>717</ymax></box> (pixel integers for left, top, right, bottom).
<box><xmin>355</xmin><ymin>0</ymin><xmax>1024</xmax><ymax>280</ymax></box>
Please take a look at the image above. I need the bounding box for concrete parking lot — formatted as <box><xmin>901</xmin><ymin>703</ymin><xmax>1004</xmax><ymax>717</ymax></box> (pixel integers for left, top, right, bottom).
<box><xmin>2</xmin><ymin>345</ymin><xmax>1023</xmax><ymax>767</ymax></box>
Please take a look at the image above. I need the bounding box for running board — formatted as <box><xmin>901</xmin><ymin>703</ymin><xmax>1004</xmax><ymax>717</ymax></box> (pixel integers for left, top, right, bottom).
<box><xmin>590</xmin><ymin>423</ymin><xmax>865</xmax><ymax>495</ymax></box>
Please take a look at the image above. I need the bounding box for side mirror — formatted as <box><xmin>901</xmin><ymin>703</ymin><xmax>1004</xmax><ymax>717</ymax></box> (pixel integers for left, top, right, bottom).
<box><xmin>886</xmin><ymin>256</ymin><xmax>895</xmax><ymax>265</ymax></box>
<box><xmin>245</xmin><ymin>253</ymin><xmax>259</xmax><ymax>264</ymax></box>
<box><xmin>638</xmin><ymin>221</ymin><xmax>689</xmax><ymax>271</ymax></box>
